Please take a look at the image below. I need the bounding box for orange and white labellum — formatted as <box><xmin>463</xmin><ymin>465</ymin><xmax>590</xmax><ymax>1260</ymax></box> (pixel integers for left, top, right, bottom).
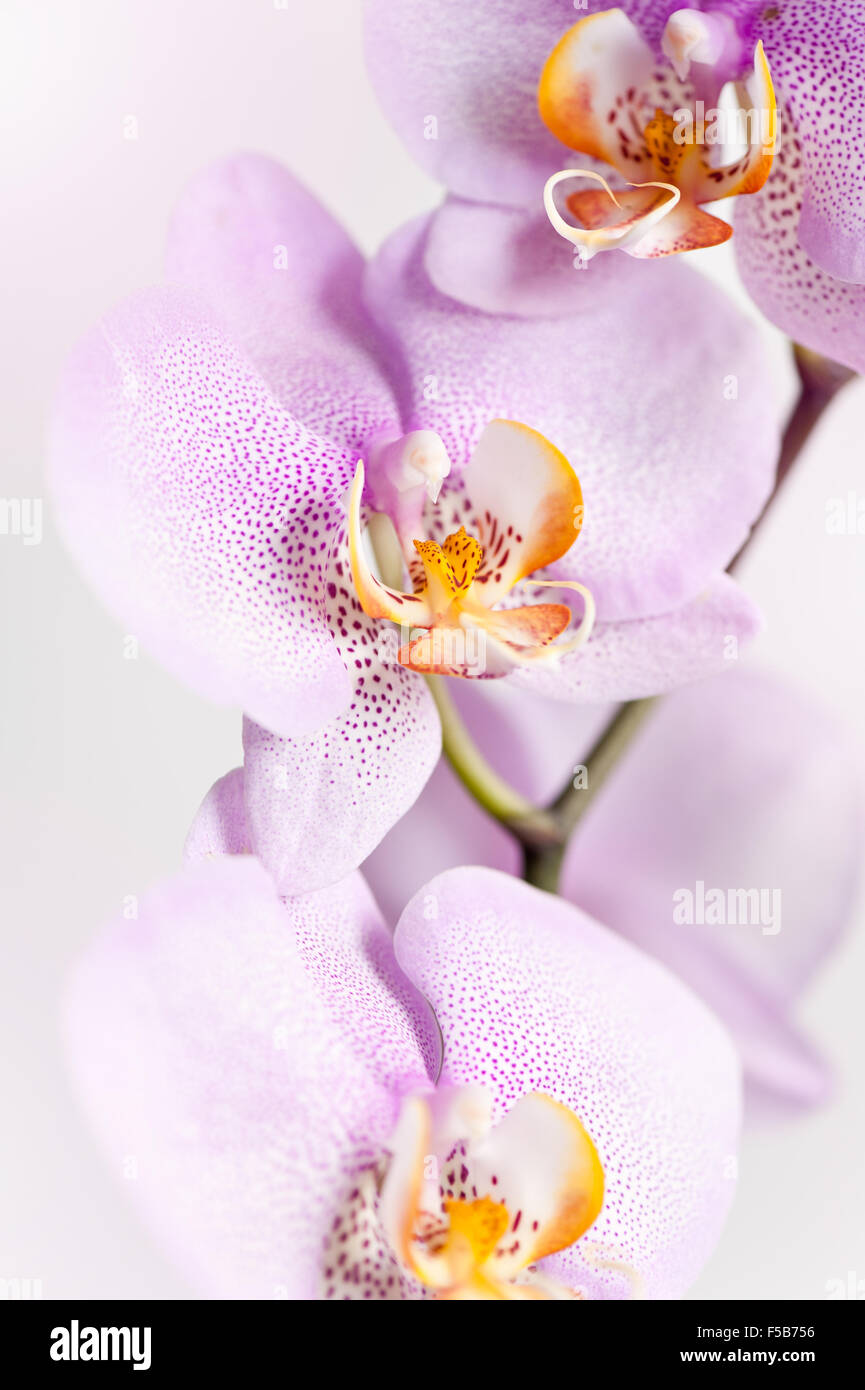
<box><xmin>321</xmin><ymin>1086</ymin><xmax>605</xmax><ymax>1301</ymax></box>
<box><xmin>538</xmin><ymin>8</ymin><xmax>776</xmax><ymax>259</ymax></box>
<box><xmin>348</xmin><ymin>418</ymin><xmax>595</xmax><ymax>678</ymax></box>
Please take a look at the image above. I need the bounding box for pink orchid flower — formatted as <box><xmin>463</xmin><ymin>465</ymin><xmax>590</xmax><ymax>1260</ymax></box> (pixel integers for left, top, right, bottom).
<box><xmin>362</xmin><ymin>667</ymin><xmax>863</xmax><ymax>1114</ymax></box>
<box><xmin>65</xmin><ymin>850</ymin><xmax>740</xmax><ymax>1299</ymax></box>
<box><xmin>50</xmin><ymin>154</ymin><xmax>779</xmax><ymax>890</ymax></box>
<box><xmin>365</xmin><ymin>1</ymin><xmax>865</xmax><ymax>370</ymax></box>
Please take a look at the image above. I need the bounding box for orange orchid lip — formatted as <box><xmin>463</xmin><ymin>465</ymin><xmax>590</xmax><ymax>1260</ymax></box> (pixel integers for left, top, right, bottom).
<box><xmin>348</xmin><ymin>419</ymin><xmax>595</xmax><ymax>679</ymax></box>
<box><xmin>538</xmin><ymin>8</ymin><xmax>776</xmax><ymax>259</ymax></box>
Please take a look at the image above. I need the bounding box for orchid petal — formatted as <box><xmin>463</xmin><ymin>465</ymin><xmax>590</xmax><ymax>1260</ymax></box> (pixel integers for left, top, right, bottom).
<box><xmin>394</xmin><ymin>867</ymin><xmax>741</xmax><ymax>1298</ymax></box>
<box><xmin>759</xmin><ymin>1</ymin><xmax>865</xmax><ymax>284</ymax></box>
<box><xmin>736</xmin><ymin>105</ymin><xmax>865</xmax><ymax>375</ymax></box>
<box><xmin>242</xmin><ymin>513</ymin><xmax>442</xmax><ymax>895</ymax></box>
<box><xmin>560</xmin><ymin>667</ymin><xmax>863</xmax><ymax>1109</ymax></box>
<box><xmin>48</xmin><ymin>288</ymin><xmax>355</xmax><ymax>739</ymax></box>
<box><xmin>184</xmin><ymin>767</ymin><xmax>250</xmax><ymax>862</ymax></box>
<box><xmin>460</xmin><ymin>418</ymin><xmax>584</xmax><ymax>603</ymax></box>
<box><xmin>424</xmin><ymin>197</ymin><xmax>667</xmax><ymax>318</ymax></box>
<box><xmin>64</xmin><ymin>857</ymin><xmax>439</xmax><ymax>1298</ymax></box>
<box><xmin>164</xmin><ymin>153</ymin><xmax>399</xmax><ymax>453</ymax></box>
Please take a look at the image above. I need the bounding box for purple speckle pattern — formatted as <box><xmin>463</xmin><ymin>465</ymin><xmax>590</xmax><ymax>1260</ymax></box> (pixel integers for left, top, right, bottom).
<box><xmin>394</xmin><ymin>867</ymin><xmax>742</xmax><ymax>1299</ymax></box>
<box><xmin>753</xmin><ymin>1</ymin><xmax>865</xmax><ymax>282</ymax></box>
<box><xmin>736</xmin><ymin>103</ymin><xmax>865</xmax><ymax>374</ymax></box>
<box><xmin>64</xmin><ymin>856</ymin><xmax>438</xmax><ymax>1298</ymax></box>
<box><xmin>320</xmin><ymin>1166</ymin><xmax>430</xmax><ymax>1300</ymax></box>
<box><xmin>241</xmin><ymin>516</ymin><xmax>442</xmax><ymax>896</ymax></box>
<box><xmin>49</xmin><ymin>288</ymin><xmax>356</xmax><ymax>740</ymax></box>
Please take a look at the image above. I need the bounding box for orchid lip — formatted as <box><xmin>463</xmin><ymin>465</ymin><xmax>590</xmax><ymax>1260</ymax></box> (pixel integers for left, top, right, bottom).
<box><xmin>348</xmin><ymin>419</ymin><xmax>596</xmax><ymax>679</ymax></box>
<box><xmin>538</xmin><ymin>11</ymin><xmax>776</xmax><ymax>259</ymax></box>
<box><xmin>322</xmin><ymin>1086</ymin><xmax>607</xmax><ymax>1300</ymax></box>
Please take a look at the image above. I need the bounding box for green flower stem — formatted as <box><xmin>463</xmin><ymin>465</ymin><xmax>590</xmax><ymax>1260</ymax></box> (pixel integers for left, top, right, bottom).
<box><xmin>522</xmin><ymin>697</ymin><xmax>659</xmax><ymax>892</ymax></box>
<box><xmin>425</xmin><ymin>675</ymin><xmax>561</xmax><ymax>850</ymax></box>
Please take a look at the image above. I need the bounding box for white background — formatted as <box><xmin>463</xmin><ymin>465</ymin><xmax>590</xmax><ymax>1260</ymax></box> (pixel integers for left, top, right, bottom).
<box><xmin>1</xmin><ymin>0</ymin><xmax>863</xmax><ymax>1300</ymax></box>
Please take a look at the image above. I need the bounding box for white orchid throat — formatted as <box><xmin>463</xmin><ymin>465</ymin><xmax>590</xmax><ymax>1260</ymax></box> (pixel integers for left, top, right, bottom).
<box><xmin>348</xmin><ymin>418</ymin><xmax>595</xmax><ymax>679</ymax></box>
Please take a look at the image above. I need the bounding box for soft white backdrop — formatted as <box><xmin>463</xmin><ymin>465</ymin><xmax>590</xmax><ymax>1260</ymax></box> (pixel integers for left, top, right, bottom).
<box><xmin>1</xmin><ymin>0</ymin><xmax>863</xmax><ymax>1300</ymax></box>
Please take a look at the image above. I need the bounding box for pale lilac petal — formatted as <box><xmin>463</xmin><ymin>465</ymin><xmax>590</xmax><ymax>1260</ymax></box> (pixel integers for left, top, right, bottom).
<box><xmin>736</xmin><ymin>106</ymin><xmax>865</xmax><ymax>375</ymax></box>
<box><xmin>394</xmin><ymin>867</ymin><xmax>741</xmax><ymax>1299</ymax></box>
<box><xmin>184</xmin><ymin>767</ymin><xmax>250</xmax><ymax>863</ymax></box>
<box><xmin>364</xmin><ymin>215</ymin><xmax>780</xmax><ymax>623</ymax></box>
<box><xmin>508</xmin><ymin>574</ymin><xmax>763</xmax><ymax>702</ymax></box>
<box><xmin>363</xmin><ymin>0</ymin><xmax>574</xmax><ymax>206</ymax></box>
<box><xmin>165</xmin><ymin>153</ymin><xmax>399</xmax><ymax>452</ymax></box>
<box><xmin>49</xmin><ymin>288</ymin><xmax>354</xmax><ymax>738</ymax></box>
<box><xmin>560</xmin><ymin>668</ymin><xmax>862</xmax><ymax>1107</ymax></box>
<box><xmin>65</xmin><ymin>856</ymin><xmax>438</xmax><ymax>1298</ymax></box>
<box><xmin>424</xmin><ymin>198</ymin><xmax>662</xmax><ymax>318</ymax></box>
<box><xmin>241</xmin><ymin>523</ymin><xmax>442</xmax><ymax>895</ymax></box>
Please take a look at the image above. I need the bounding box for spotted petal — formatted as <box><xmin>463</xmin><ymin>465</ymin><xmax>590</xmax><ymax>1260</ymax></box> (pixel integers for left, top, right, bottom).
<box><xmin>164</xmin><ymin>152</ymin><xmax>399</xmax><ymax>453</ymax></box>
<box><xmin>240</xmin><ymin>517</ymin><xmax>441</xmax><ymax>895</ymax></box>
<box><xmin>64</xmin><ymin>856</ymin><xmax>439</xmax><ymax>1298</ymax></box>
<box><xmin>48</xmin><ymin>288</ymin><xmax>356</xmax><ymax>739</ymax></box>
<box><xmin>756</xmin><ymin>0</ymin><xmax>865</xmax><ymax>284</ymax></box>
<box><xmin>736</xmin><ymin>104</ymin><xmax>865</xmax><ymax>375</ymax></box>
<box><xmin>394</xmin><ymin>867</ymin><xmax>741</xmax><ymax>1299</ymax></box>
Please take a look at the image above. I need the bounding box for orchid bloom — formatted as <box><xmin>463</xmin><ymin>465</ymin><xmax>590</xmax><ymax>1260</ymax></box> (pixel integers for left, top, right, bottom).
<box><xmin>365</xmin><ymin>0</ymin><xmax>865</xmax><ymax>371</ymax></box>
<box><xmin>50</xmin><ymin>153</ymin><xmax>779</xmax><ymax>894</ymax></box>
<box><xmin>363</xmin><ymin>667</ymin><xmax>863</xmax><ymax>1115</ymax></box>
<box><xmin>65</xmin><ymin>847</ymin><xmax>741</xmax><ymax>1299</ymax></box>
<box><xmin>539</xmin><ymin>8</ymin><xmax>776</xmax><ymax>259</ymax></box>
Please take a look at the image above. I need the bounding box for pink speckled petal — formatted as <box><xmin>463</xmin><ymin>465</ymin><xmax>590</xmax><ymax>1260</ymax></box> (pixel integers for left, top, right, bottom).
<box><xmin>184</xmin><ymin>767</ymin><xmax>251</xmax><ymax>863</ymax></box>
<box><xmin>364</xmin><ymin>215</ymin><xmax>779</xmax><ymax>623</ymax></box>
<box><xmin>507</xmin><ymin>573</ymin><xmax>763</xmax><ymax>702</ymax></box>
<box><xmin>64</xmin><ymin>856</ymin><xmax>438</xmax><ymax>1298</ymax></box>
<box><xmin>364</xmin><ymin>0</ymin><xmax>578</xmax><ymax>206</ymax></box>
<box><xmin>736</xmin><ymin>105</ymin><xmax>865</xmax><ymax>374</ymax></box>
<box><xmin>756</xmin><ymin>2</ymin><xmax>865</xmax><ymax>284</ymax></box>
<box><xmin>560</xmin><ymin>668</ymin><xmax>863</xmax><ymax>1107</ymax></box>
<box><xmin>49</xmin><ymin>288</ymin><xmax>354</xmax><ymax>739</ymax></box>
<box><xmin>394</xmin><ymin>867</ymin><xmax>741</xmax><ymax>1299</ymax></box>
<box><xmin>165</xmin><ymin>153</ymin><xmax>399</xmax><ymax>453</ymax></box>
<box><xmin>242</xmin><ymin>522</ymin><xmax>442</xmax><ymax>895</ymax></box>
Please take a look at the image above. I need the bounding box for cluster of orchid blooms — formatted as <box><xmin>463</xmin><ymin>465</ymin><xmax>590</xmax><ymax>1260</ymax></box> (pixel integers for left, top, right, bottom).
<box><xmin>53</xmin><ymin>3</ymin><xmax>863</xmax><ymax>1299</ymax></box>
